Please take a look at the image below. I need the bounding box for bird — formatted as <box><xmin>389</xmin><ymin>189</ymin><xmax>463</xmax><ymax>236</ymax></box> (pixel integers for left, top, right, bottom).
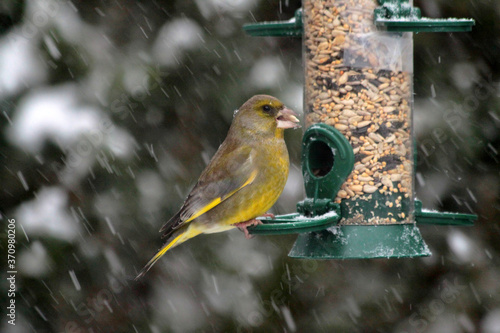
<box><xmin>135</xmin><ymin>95</ymin><xmax>300</xmax><ymax>279</ymax></box>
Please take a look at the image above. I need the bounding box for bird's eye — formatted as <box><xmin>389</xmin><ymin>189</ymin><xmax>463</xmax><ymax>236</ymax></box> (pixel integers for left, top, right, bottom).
<box><xmin>263</xmin><ymin>105</ymin><xmax>271</xmax><ymax>112</ymax></box>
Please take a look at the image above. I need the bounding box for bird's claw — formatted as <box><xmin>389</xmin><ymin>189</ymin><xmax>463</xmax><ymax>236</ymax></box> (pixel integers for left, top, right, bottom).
<box><xmin>234</xmin><ymin>219</ymin><xmax>263</xmax><ymax>239</ymax></box>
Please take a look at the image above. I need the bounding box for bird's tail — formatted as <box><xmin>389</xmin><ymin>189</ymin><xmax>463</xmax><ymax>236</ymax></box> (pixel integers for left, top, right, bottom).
<box><xmin>135</xmin><ymin>226</ymin><xmax>200</xmax><ymax>280</ymax></box>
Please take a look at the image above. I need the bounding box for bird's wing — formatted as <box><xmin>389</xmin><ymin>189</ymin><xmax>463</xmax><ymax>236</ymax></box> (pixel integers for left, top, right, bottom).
<box><xmin>160</xmin><ymin>144</ymin><xmax>258</xmax><ymax>238</ymax></box>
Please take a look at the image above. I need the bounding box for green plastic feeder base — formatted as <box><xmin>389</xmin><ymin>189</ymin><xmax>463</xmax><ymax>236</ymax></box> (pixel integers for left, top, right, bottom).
<box><xmin>288</xmin><ymin>224</ymin><xmax>431</xmax><ymax>259</ymax></box>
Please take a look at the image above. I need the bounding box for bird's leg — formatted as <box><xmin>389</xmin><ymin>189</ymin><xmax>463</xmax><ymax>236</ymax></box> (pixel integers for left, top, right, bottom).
<box><xmin>234</xmin><ymin>219</ymin><xmax>263</xmax><ymax>239</ymax></box>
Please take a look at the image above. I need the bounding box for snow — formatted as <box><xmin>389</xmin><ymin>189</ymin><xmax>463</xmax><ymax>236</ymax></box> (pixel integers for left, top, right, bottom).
<box><xmin>195</xmin><ymin>0</ymin><xmax>259</xmax><ymax>19</ymax></box>
<box><xmin>105</xmin><ymin>127</ymin><xmax>135</xmax><ymax>158</ymax></box>
<box><xmin>377</xmin><ymin>17</ymin><xmax>473</xmax><ymax>22</ymax></box>
<box><xmin>103</xmin><ymin>247</ymin><xmax>124</xmax><ymax>275</ymax></box>
<box><xmin>105</xmin><ymin>217</ymin><xmax>116</xmax><ymax>235</ymax></box>
<box><xmin>18</xmin><ymin>241</ymin><xmax>52</xmax><ymax>277</ymax></box>
<box><xmin>122</xmin><ymin>65</ymin><xmax>150</xmax><ymax>96</ymax></box>
<box><xmin>451</xmin><ymin>62</ymin><xmax>479</xmax><ymax>90</ymax></box>
<box><xmin>447</xmin><ymin>230</ymin><xmax>473</xmax><ymax>262</ymax></box>
<box><xmin>201</xmin><ymin>271</ymin><xmax>263</xmax><ymax>328</ymax></box>
<box><xmin>211</xmin><ymin>274</ymin><xmax>220</xmax><ymax>295</ymax></box>
<box><xmin>0</xmin><ymin>29</ymin><xmax>47</xmax><ymax>97</ymax></box>
<box><xmin>416</xmin><ymin>172</ymin><xmax>426</xmax><ymax>186</ymax></box>
<box><xmin>481</xmin><ymin>308</ymin><xmax>500</xmax><ymax>333</ymax></box>
<box><xmin>216</xmin><ymin>232</ymin><xmax>279</xmax><ymax>277</ymax></box>
<box><xmin>15</xmin><ymin>186</ymin><xmax>80</xmax><ymax>241</ymax></box>
<box><xmin>289</xmin><ymin>210</ymin><xmax>340</xmax><ymax>223</ymax></box>
<box><xmin>281</xmin><ymin>83</ymin><xmax>304</xmax><ymax>118</ymax></box>
<box><xmin>281</xmin><ymin>306</ymin><xmax>297</xmax><ymax>332</ymax></box>
<box><xmin>152</xmin><ymin>285</ymin><xmax>207</xmax><ymax>332</ymax></box>
<box><xmin>42</xmin><ymin>34</ymin><xmax>61</xmax><ymax>60</ymax></box>
<box><xmin>136</xmin><ymin>170</ymin><xmax>167</xmax><ymax>213</ymax></box>
<box><xmin>34</xmin><ymin>306</ymin><xmax>48</xmax><ymax>321</ymax></box>
<box><xmin>458</xmin><ymin>313</ymin><xmax>475</xmax><ymax>333</ymax></box>
<box><xmin>279</xmin><ymin>166</ymin><xmax>306</xmax><ymax>212</ymax></box>
<box><xmin>7</xmin><ymin>84</ymin><xmax>102</xmax><ymax>152</ymax></box>
<box><xmin>68</xmin><ymin>269</ymin><xmax>81</xmax><ymax>291</ymax></box>
<box><xmin>17</xmin><ymin>171</ymin><xmax>29</xmax><ymax>191</ymax></box>
<box><xmin>152</xmin><ymin>18</ymin><xmax>203</xmax><ymax>67</ymax></box>
<box><xmin>249</xmin><ymin>56</ymin><xmax>286</xmax><ymax>89</ymax></box>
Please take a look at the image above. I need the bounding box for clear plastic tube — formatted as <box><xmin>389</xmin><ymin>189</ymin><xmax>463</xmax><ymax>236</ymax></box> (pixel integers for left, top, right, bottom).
<box><xmin>303</xmin><ymin>0</ymin><xmax>414</xmax><ymax>224</ymax></box>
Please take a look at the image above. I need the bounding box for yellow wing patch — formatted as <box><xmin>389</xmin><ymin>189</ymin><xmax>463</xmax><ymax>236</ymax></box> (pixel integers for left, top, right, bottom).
<box><xmin>185</xmin><ymin>169</ymin><xmax>258</xmax><ymax>223</ymax></box>
<box><xmin>186</xmin><ymin>197</ymin><xmax>222</xmax><ymax>222</ymax></box>
<box><xmin>150</xmin><ymin>232</ymin><xmax>184</xmax><ymax>262</ymax></box>
<box><xmin>135</xmin><ymin>231</ymin><xmax>185</xmax><ymax>279</ymax></box>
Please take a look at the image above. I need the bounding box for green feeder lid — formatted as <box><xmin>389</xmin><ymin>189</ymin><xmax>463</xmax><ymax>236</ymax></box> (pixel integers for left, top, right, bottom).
<box><xmin>374</xmin><ymin>0</ymin><xmax>475</xmax><ymax>32</ymax></box>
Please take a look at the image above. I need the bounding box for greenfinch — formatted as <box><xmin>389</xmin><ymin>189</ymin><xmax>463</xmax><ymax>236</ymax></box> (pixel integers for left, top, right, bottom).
<box><xmin>136</xmin><ymin>95</ymin><xmax>300</xmax><ymax>279</ymax></box>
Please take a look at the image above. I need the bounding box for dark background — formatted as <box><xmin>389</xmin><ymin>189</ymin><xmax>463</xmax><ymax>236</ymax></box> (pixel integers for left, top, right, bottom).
<box><xmin>0</xmin><ymin>0</ymin><xmax>499</xmax><ymax>332</ymax></box>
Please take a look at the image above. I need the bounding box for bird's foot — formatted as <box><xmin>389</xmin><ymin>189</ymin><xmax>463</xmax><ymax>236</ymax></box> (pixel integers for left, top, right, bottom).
<box><xmin>234</xmin><ymin>219</ymin><xmax>263</xmax><ymax>239</ymax></box>
<box><xmin>261</xmin><ymin>213</ymin><xmax>275</xmax><ymax>219</ymax></box>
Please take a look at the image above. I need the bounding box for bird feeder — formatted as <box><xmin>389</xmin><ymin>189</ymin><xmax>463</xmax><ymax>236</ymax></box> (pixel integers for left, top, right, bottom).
<box><xmin>245</xmin><ymin>0</ymin><xmax>476</xmax><ymax>259</ymax></box>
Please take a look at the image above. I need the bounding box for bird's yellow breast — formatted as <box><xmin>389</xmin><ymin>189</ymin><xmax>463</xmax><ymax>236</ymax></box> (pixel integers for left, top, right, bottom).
<box><xmin>223</xmin><ymin>138</ymin><xmax>289</xmax><ymax>224</ymax></box>
<box><xmin>193</xmin><ymin>135</ymin><xmax>290</xmax><ymax>233</ymax></box>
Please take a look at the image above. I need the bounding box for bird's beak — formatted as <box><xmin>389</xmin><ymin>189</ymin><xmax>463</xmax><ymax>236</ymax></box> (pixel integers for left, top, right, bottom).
<box><xmin>276</xmin><ymin>108</ymin><xmax>301</xmax><ymax>129</ymax></box>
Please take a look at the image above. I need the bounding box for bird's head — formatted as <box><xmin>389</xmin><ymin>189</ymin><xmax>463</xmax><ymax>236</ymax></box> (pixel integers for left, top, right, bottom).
<box><xmin>233</xmin><ymin>95</ymin><xmax>300</xmax><ymax>137</ymax></box>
